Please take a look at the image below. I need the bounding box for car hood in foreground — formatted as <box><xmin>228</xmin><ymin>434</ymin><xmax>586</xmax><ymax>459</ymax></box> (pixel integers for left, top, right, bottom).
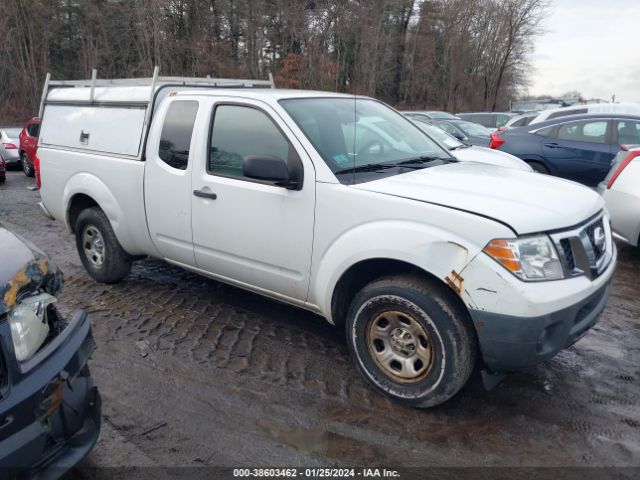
<box><xmin>353</xmin><ymin>162</ymin><xmax>603</xmax><ymax>235</ymax></box>
<box><xmin>452</xmin><ymin>146</ymin><xmax>533</xmax><ymax>172</ymax></box>
<box><xmin>0</xmin><ymin>226</ymin><xmax>62</xmax><ymax>316</ymax></box>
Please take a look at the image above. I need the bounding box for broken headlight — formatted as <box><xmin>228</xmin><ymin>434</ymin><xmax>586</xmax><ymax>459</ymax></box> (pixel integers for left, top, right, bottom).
<box><xmin>8</xmin><ymin>293</ymin><xmax>56</xmax><ymax>362</ymax></box>
<box><xmin>483</xmin><ymin>235</ymin><xmax>564</xmax><ymax>282</ymax></box>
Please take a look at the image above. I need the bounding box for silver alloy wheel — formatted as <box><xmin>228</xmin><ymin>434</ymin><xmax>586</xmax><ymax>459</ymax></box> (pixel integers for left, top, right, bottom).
<box><xmin>22</xmin><ymin>154</ymin><xmax>30</xmax><ymax>175</ymax></box>
<box><xmin>82</xmin><ymin>225</ymin><xmax>106</xmax><ymax>268</ymax></box>
<box><xmin>366</xmin><ymin>310</ymin><xmax>434</xmax><ymax>383</ymax></box>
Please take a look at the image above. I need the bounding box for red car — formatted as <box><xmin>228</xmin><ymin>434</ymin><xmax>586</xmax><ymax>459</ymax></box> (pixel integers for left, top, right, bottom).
<box><xmin>18</xmin><ymin>117</ymin><xmax>40</xmax><ymax>177</ymax></box>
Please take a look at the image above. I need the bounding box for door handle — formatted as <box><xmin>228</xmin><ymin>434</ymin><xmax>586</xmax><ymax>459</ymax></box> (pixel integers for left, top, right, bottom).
<box><xmin>544</xmin><ymin>142</ymin><xmax>562</xmax><ymax>148</ymax></box>
<box><xmin>193</xmin><ymin>189</ymin><xmax>217</xmax><ymax>200</ymax></box>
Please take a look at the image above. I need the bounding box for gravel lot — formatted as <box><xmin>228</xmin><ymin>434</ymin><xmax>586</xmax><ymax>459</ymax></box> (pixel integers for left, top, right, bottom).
<box><xmin>1</xmin><ymin>170</ymin><xmax>639</xmax><ymax>476</ymax></box>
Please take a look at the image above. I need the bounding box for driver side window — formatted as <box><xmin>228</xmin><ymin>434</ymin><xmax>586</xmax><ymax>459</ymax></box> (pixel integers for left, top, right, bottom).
<box><xmin>209</xmin><ymin>105</ymin><xmax>292</xmax><ymax>180</ymax></box>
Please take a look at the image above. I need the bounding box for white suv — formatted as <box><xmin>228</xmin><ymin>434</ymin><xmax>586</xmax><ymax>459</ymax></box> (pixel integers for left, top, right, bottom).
<box><xmin>598</xmin><ymin>145</ymin><xmax>640</xmax><ymax>246</ymax></box>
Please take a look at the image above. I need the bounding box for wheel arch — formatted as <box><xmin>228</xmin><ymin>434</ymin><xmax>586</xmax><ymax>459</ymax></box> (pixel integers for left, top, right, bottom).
<box><xmin>67</xmin><ymin>193</ymin><xmax>100</xmax><ymax>233</ymax></box>
<box><xmin>63</xmin><ymin>173</ymin><xmax>124</xmax><ymax>238</ymax></box>
<box><xmin>329</xmin><ymin>257</ymin><xmax>471</xmax><ymax>329</ymax></box>
<box><xmin>521</xmin><ymin>156</ymin><xmax>552</xmax><ymax>174</ymax></box>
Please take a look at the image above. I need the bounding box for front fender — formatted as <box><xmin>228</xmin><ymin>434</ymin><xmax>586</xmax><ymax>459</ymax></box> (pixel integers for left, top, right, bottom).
<box><xmin>311</xmin><ymin>220</ymin><xmax>494</xmax><ymax>322</ymax></box>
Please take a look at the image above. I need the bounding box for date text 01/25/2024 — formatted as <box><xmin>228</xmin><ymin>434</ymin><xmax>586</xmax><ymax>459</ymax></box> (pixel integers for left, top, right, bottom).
<box><xmin>232</xmin><ymin>468</ymin><xmax>400</xmax><ymax>478</ymax></box>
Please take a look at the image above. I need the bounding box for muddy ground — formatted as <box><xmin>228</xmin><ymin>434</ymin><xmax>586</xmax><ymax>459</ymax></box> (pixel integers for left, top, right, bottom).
<box><xmin>1</xmin><ymin>170</ymin><xmax>638</xmax><ymax>477</ymax></box>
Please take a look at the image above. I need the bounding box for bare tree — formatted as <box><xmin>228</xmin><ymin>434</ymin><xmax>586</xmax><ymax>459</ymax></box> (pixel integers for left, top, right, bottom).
<box><xmin>0</xmin><ymin>0</ymin><xmax>550</xmax><ymax>123</ymax></box>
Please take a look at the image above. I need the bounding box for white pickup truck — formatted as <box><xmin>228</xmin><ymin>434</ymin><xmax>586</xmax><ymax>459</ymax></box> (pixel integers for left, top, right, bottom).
<box><xmin>38</xmin><ymin>72</ymin><xmax>616</xmax><ymax>407</ymax></box>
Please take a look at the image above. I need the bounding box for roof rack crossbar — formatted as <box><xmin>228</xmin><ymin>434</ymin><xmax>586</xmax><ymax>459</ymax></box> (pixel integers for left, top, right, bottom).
<box><xmin>39</xmin><ymin>66</ymin><xmax>275</xmax><ymax>117</ymax></box>
<box><xmin>46</xmin><ymin>76</ymin><xmax>273</xmax><ymax>88</ymax></box>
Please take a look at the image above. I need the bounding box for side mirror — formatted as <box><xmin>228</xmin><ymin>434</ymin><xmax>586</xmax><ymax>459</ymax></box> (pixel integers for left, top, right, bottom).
<box><xmin>243</xmin><ymin>155</ymin><xmax>296</xmax><ymax>188</ymax></box>
<box><xmin>451</xmin><ymin>131</ymin><xmax>468</xmax><ymax>143</ymax></box>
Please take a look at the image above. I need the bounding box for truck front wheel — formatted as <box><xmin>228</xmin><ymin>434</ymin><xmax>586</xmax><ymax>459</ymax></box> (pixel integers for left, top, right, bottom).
<box><xmin>346</xmin><ymin>274</ymin><xmax>477</xmax><ymax>408</ymax></box>
<box><xmin>75</xmin><ymin>207</ymin><xmax>132</xmax><ymax>283</ymax></box>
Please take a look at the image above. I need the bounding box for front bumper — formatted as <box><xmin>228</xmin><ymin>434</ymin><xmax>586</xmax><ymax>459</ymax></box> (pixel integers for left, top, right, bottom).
<box><xmin>469</xmin><ymin>281</ymin><xmax>611</xmax><ymax>372</ymax></box>
<box><xmin>461</xmin><ymin>237</ymin><xmax>616</xmax><ymax>373</ymax></box>
<box><xmin>0</xmin><ymin>310</ymin><xmax>101</xmax><ymax>480</ymax></box>
<box><xmin>1</xmin><ymin>155</ymin><xmax>20</xmax><ymax>166</ymax></box>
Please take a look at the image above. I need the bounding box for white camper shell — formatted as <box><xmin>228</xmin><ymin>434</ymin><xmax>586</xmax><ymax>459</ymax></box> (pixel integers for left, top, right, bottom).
<box><xmin>39</xmin><ymin>68</ymin><xmax>274</xmax><ymax>159</ymax></box>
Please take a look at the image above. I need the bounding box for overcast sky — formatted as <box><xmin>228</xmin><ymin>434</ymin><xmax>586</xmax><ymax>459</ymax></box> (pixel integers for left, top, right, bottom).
<box><xmin>528</xmin><ymin>0</ymin><xmax>640</xmax><ymax>102</ymax></box>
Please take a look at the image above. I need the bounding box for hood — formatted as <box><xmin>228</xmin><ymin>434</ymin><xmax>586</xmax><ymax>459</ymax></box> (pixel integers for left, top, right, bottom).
<box><xmin>353</xmin><ymin>162</ymin><xmax>604</xmax><ymax>235</ymax></box>
<box><xmin>0</xmin><ymin>227</ymin><xmax>62</xmax><ymax>316</ymax></box>
<box><xmin>452</xmin><ymin>146</ymin><xmax>533</xmax><ymax>172</ymax></box>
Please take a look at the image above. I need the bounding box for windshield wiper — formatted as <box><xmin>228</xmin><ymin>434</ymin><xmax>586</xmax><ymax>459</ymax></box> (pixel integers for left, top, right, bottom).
<box><xmin>334</xmin><ymin>162</ymin><xmax>422</xmax><ymax>175</ymax></box>
<box><xmin>334</xmin><ymin>156</ymin><xmax>450</xmax><ymax>175</ymax></box>
<box><xmin>396</xmin><ymin>155</ymin><xmax>449</xmax><ymax>165</ymax></box>
<box><xmin>449</xmin><ymin>145</ymin><xmax>469</xmax><ymax>151</ymax></box>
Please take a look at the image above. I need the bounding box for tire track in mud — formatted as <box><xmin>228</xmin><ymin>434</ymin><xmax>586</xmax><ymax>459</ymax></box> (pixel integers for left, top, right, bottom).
<box><xmin>54</xmin><ymin>260</ymin><xmax>361</xmax><ymax>405</ymax></box>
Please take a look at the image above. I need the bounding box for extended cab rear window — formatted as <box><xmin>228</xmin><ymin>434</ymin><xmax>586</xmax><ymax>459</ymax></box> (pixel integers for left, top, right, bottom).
<box><xmin>158</xmin><ymin>101</ymin><xmax>198</xmax><ymax>170</ymax></box>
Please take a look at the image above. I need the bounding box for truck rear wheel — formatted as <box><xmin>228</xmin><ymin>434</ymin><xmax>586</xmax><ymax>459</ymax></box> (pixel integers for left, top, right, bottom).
<box><xmin>346</xmin><ymin>274</ymin><xmax>477</xmax><ymax>408</ymax></box>
<box><xmin>75</xmin><ymin>207</ymin><xmax>132</xmax><ymax>283</ymax></box>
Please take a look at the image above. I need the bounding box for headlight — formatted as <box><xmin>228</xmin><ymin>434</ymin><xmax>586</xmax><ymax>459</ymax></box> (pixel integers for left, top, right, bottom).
<box><xmin>483</xmin><ymin>235</ymin><xmax>564</xmax><ymax>281</ymax></box>
<box><xmin>8</xmin><ymin>293</ymin><xmax>56</xmax><ymax>362</ymax></box>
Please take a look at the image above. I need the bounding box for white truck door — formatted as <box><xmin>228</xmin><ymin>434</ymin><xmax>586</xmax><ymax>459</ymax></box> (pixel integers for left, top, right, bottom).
<box><xmin>144</xmin><ymin>99</ymin><xmax>200</xmax><ymax>265</ymax></box>
<box><xmin>191</xmin><ymin>99</ymin><xmax>315</xmax><ymax>302</ymax></box>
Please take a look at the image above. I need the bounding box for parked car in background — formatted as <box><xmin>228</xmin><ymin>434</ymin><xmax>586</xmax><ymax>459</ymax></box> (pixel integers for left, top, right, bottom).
<box><xmin>456</xmin><ymin>112</ymin><xmax>517</xmax><ymax>131</ymax></box>
<box><xmin>430</xmin><ymin>118</ymin><xmax>504</xmax><ymax>148</ymax></box>
<box><xmin>496</xmin><ymin>114</ymin><xmax>640</xmax><ymax>186</ymax></box>
<box><xmin>0</xmin><ymin>224</ymin><xmax>101</xmax><ymax>478</ymax></box>
<box><xmin>597</xmin><ymin>145</ymin><xmax>640</xmax><ymax>247</ymax></box>
<box><xmin>18</xmin><ymin>117</ymin><xmax>40</xmax><ymax>177</ymax></box>
<box><xmin>409</xmin><ymin>116</ymin><xmax>533</xmax><ymax>171</ymax></box>
<box><xmin>401</xmin><ymin>110</ymin><xmax>460</xmax><ymax>121</ymax></box>
<box><xmin>0</xmin><ymin>158</ymin><xmax>5</xmax><ymax>184</ymax></box>
<box><xmin>503</xmin><ymin>112</ymin><xmax>537</xmax><ymax>130</ymax></box>
<box><xmin>529</xmin><ymin>102</ymin><xmax>640</xmax><ymax>125</ymax></box>
<box><xmin>0</xmin><ymin>127</ymin><xmax>22</xmax><ymax>168</ymax></box>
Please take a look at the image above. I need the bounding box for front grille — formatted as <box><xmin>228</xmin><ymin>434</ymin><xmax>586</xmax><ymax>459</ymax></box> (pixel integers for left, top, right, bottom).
<box><xmin>559</xmin><ymin>238</ymin><xmax>575</xmax><ymax>271</ymax></box>
<box><xmin>550</xmin><ymin>212</ymin><xmax>612</xmax><ymax>280</ymax></box>
<box><xmin>584</xmin><ymin>217</ymin><xmax>606</xmax><ymax>261</ymax></box>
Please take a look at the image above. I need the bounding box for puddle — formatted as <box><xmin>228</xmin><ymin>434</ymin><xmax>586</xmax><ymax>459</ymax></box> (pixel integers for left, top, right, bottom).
<box><xmin>258</xmin><ymin>419</ymin><xmax>379</xmax><ymax>463</ymax></box>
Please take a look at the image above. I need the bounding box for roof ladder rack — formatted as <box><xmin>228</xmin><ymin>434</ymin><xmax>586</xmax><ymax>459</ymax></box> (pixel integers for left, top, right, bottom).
<box><xmin>39</xmin><ymin>66</ymin><xmax>275</xmax><ymax>118</ymax></box>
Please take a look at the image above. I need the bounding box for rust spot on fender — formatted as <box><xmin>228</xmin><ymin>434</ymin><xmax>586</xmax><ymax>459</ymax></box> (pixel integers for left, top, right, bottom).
<box><xmin>447</xmin><ymin>241</ymin><xmax>469</xmax><ymax>254</ymax></box>
<box><xmin>445</xmin><ymin>270</ymin><xmax>464</xmax><ymax>295</ymax></box>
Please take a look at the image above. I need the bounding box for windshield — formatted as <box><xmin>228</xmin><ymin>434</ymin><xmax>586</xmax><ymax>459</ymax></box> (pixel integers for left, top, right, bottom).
<box><xmin>495</xmin><ymin>114</ymin><xmax>513</xmax><ymax>128</ymax></box>
<box><xmin>1</xmin><ymin>128</ymin><xmax>21</xmax><ymax>139</ymax></box>
<box><xmin>411</xmin><ymin>120</ymin><xmax>464</xmax><ymax>149</ymax></box>
<box><xmin>280</xmin><ymin>98</ymin><xmax>450</xmax><ymax>180</ymax></box>
<box><xmin>452</xmin><ymin>120</ymin><xmax>491</xmax><ymax>137</ymax></box>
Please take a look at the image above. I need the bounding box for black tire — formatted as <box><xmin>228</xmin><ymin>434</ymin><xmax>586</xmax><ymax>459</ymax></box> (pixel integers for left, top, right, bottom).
<box><xmin>21</xmin><ymin>152</ymin><xmax>35</xmax><ymax>177</ymax></box>
<box><xmin>346</xmin><ymin>274</ymin><xmax>477</xmax><ymax>408</ymax></box>
<box><xmin>527</xmin><ymin>161</ymin><xmax>549</xmax><ymax>174</ymax></box>
<box><xmin>75</xmin><ymin>207</ymin><xmax>132</xmax><ymax>283</ymax></box>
